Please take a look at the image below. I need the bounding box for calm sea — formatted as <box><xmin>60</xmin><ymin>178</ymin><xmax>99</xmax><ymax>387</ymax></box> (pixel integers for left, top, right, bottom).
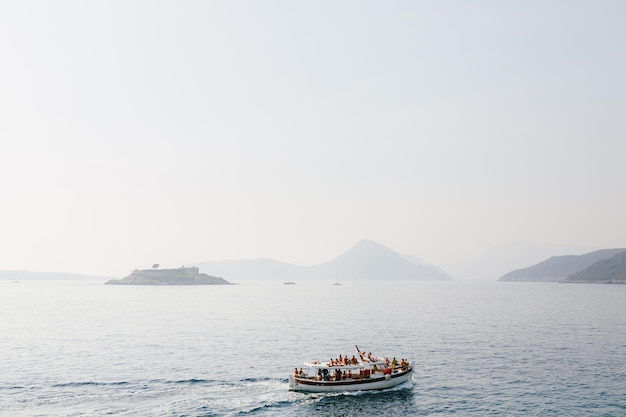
<box><xmin>1</xmin><ymin>279</ymin><xmax>625</xmax><ymax>416</ymax></box>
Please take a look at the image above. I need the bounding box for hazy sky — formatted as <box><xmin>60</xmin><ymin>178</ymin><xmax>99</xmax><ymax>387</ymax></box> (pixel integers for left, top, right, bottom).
<box><xmin>1</xmin><ymin>1</ymin><xmax>625</xmax><ymax>277</ymax></box>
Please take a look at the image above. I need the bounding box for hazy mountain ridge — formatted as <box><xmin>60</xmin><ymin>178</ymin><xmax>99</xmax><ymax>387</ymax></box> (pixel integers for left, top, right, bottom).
<box><xmin>0</xmin><ymin>270</ymin><xmax>110</xmax><ymax>281</ymax></box>
<box><xmin>193</xmin><ymin>239</ymin><xmax>454</xmax><ymax>282</ymax></box>
<box><xmin>6</xmin><ymin>242</ymin><xmax>623</xmax><ymax>283</ymax></box>
<box><xmin>498</xmin><ymin>248</ymin><xmax>626</xmax><ymax>282</ymax></box>
<box><xmin>567</xmin><ymin>251</ymin><xmax>626</xmax><ymax>283</ymax></box>
<box><xmin>446</xmin><ymin>241</ymin><xmax>595</xmax><ymax>281</ymax></box>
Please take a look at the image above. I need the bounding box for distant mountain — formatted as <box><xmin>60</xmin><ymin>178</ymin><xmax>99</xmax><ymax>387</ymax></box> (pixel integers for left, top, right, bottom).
<box><xmin>0</xmin><ymin>270</ymin><xmax>110</xmax><ymax>281</ymax></box>
<box><xmin>193</xmin><ymin>239</ymin><xmax>453</xmax><ymax>282</ymax></box>
<box><xmin>567</xmin><ymin>252</ymin><xmax>626</xmax><ymax>284</ymax></box>
<box><xmin>191</xmin><ymin>258</ymin><xmax>308</xmax><ymax>282</ymax></box>
<box><xmin>309</xmin><ymin>240</ymin><xmax>452</xmax><ymax>281</ymax></box>
<box><xmin>445</xmin><ymin>241</ymin><xmax>595</xmax><ymax>281</ymax></box>
<box><xmin>498</xmin><ymin>249</ymin><xmax>626</xmax><ymax>282</ymax></box>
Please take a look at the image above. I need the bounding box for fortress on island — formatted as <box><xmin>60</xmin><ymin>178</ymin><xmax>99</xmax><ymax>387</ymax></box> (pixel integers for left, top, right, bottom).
<box><xmin>105</xmin><ymin>266</ymin><xmax>230</xmax><ymax>285</ymax></box>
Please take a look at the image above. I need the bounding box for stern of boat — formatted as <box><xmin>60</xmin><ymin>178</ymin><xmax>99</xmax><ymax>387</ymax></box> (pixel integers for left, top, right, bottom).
<box><xmin>288</xmin><ymin>374</ymin><xmax>295</xmax><ymax>390</ymax></box>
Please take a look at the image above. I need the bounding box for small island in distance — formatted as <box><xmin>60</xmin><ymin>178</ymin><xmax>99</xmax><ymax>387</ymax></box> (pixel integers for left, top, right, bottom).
<box><xmin>105</xmin><ymin>266</ymin><xmax>231</xmax><ymax>285</ymax></box>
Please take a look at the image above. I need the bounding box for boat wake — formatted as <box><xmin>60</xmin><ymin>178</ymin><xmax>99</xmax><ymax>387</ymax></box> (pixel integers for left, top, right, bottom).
<box><xmin>4</xmin><ymin>376</ymin><xmax>414</xmax><ymax>416</ymax></box>
<box><xmin>51</xmin><ymin>380</ymin><xmax>131</xmax><ymax>388</ymax></box>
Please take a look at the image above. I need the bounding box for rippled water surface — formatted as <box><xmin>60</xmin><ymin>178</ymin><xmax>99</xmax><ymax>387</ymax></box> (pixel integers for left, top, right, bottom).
<box><xmin>1</xmin><ymin>279</ymin><xmax>625</xmax><ymax>416</ymax></box>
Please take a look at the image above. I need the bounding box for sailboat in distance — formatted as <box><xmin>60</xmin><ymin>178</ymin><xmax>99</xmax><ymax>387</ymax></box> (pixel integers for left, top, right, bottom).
<box><xmin>333</xmin><ymin>275</ymin><xmax>341</xmax><ymax>285</ymax></box>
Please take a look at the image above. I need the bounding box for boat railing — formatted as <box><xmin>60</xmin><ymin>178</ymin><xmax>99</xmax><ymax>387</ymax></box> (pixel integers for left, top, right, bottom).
<box><xmin>296</xmin><ymin>368</ymin><xmax>373</xmax><ymax>382</ymax></box>
<box><xmin>295</xmin><ymin>363</ymin><xmax>412</xmax><ymax>383</ymax></box>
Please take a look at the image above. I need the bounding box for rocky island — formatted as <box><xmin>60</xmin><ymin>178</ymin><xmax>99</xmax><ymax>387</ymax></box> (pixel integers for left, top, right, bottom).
<box><xmin>105</xmin><ymin>266</ymin><xmax>230</xmax><ymax>285</ymax></box>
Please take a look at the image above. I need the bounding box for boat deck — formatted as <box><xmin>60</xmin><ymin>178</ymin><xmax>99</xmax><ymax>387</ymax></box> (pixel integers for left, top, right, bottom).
<box><xmin>291</xmin><ymin>365</ymin><xmax>412</xmax><ymax>391</ymax></box>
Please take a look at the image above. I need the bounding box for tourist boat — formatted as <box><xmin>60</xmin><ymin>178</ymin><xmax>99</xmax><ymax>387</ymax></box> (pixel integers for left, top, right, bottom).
<box><xmin>288</xmin><ymin>347</ymin><xmax>414</xmax><ymax>392</ymax></box>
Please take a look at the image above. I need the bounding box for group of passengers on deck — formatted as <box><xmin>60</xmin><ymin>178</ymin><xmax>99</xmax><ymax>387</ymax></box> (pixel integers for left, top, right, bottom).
<box><xmin>328</xmin><ymin>351</ymin><xmax>384</xmax><ymax>366</ymax></box>
<box><xmin>327</xmin><ymin>354</ymin><xmax>360</xmax><ymax>366</ymax></box>
<box><xmin>325</xmin><ymin>352</ymin><xmax>409</xmax><ymax>368</ymax></box>
<box><xmin>294</xmin><ymin>353</ymin><xmax>410</xmax><ymax>380</ymax></box>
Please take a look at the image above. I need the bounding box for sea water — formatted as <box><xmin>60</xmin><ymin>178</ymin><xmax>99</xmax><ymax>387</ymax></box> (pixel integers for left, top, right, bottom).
<box><xmin>1</xmin><ymin>279</ymin><xmax>625</xmax><ymax>416</ymax></box>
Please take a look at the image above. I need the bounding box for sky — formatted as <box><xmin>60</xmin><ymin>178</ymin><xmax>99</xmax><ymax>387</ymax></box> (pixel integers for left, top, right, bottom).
<box><xmin>1</xmin><ymin>1</ymin><xmax>625</xmax><ymax>278</ymax></box>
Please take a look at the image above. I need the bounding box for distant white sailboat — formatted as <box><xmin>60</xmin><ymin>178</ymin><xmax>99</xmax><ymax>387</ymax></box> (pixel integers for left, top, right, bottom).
<box><xmin>333</xmin><ymin>275</ymin><xmax>341</xmax><ymax>285</ymax></box>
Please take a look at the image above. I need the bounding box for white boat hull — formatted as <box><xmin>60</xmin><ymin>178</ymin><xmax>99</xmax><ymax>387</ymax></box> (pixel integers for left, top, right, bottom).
<box><xmin>289</xmin><ymin>368</ymin><xmax>413</xmax><ymax>393</ymax></box>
